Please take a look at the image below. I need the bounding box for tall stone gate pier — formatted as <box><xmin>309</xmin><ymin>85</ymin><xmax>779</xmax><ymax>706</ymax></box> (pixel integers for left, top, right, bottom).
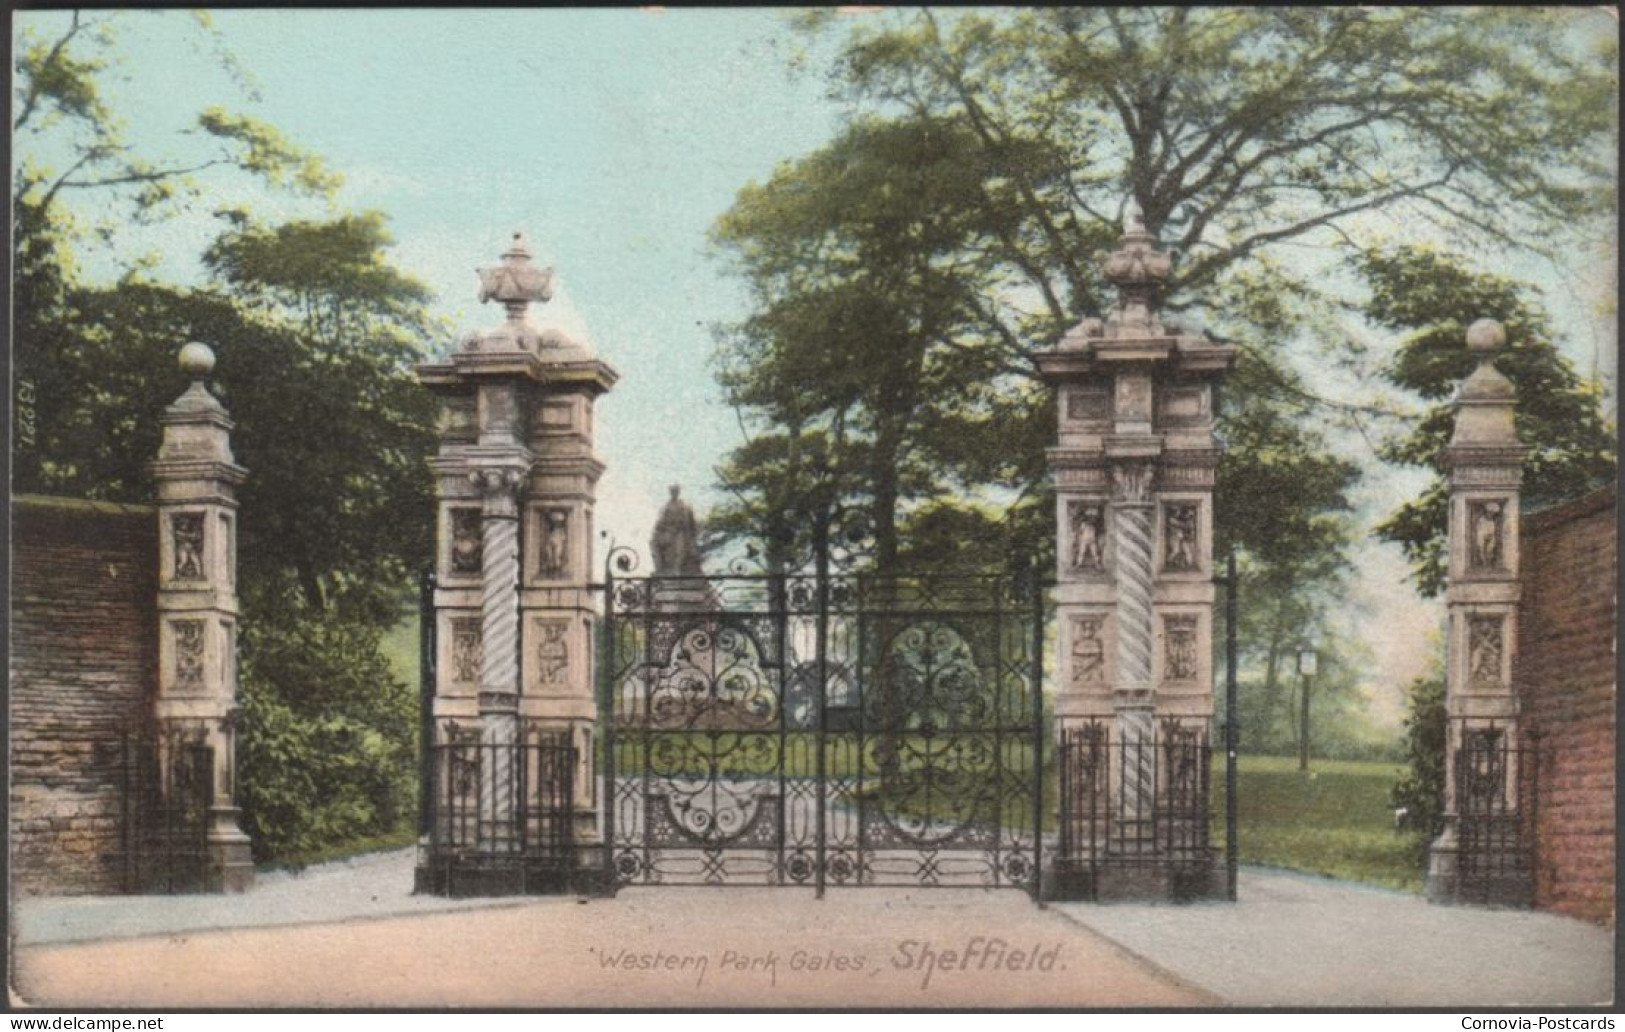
<box><xmin>1427</xmin><ymin>318</ymin><xmax>1535</xmax><ymax>906</ymax></box>
<box><xmin>416</xmin><ymin>234</ymin><xmax>617</xmax><ymax>895</ymax></box>
<box><xmin>1038</xmin><ymin>208</ymin><xmax>1235</xmax><ymax>901</ymax></box>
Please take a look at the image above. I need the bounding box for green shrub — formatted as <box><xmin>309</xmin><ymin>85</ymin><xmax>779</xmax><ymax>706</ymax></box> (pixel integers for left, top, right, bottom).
<box><xmin>1390</xmin><ymin>673</ymin><xmax>1446</xmax><ymax>862</ymax></box>
<box><xmin>236</xmin><ymin>613</ymin><xmax>417</xmax><ymax>862</ymax></box>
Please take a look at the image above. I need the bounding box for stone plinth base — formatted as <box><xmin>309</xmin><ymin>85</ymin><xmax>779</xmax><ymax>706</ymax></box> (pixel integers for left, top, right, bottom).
<box><xmin>1426</xmin><ymin>835</ymin><xmax>1534</xmax><ymax>908</ymax></box>
<box><xmin>1043</xmin><ymin>854</ymin><xmax>1225</xmax><ymax>904</ymax></box>
<box><xmin>415</xmin><ymin>849</ymin><xmax>613</xmax><ymax>898</ymax></box>
<box><xmin>204</xmin><ymin>836</ymin><xmax>256</xmax><ymax>894</ymax></box>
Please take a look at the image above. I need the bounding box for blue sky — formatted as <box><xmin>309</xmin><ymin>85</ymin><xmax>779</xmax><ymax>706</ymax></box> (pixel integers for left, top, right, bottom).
<box><xmin>14</xmin><ymin>8</ymin><xmax>1617</xmax><ymax>721</ymax></box>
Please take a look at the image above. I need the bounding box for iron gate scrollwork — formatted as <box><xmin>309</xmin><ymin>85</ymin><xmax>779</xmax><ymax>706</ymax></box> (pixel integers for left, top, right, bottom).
<box><xmin>603</xmin><ymin>561</ymin><xmax>1043</xmax><ymax>894</ymax></box>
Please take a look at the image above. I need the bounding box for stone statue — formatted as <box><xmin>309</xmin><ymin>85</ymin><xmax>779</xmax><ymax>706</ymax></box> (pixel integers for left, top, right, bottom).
<box><xmin>1470</xmin><ymin>501</ymin><xmax>1503</xmax><ymax>569</ymax></box>
<box><xmin>652</xmin><ymin>485</ymin><xmax>704</xmax><ymax>576</ymax></box>
<box><xmin>173</xmin><ymin>514</ymin><xmax>205</xmax><ymax>580</ymax></box>
<box><xmin>538</xmin><ymin>508</ymin><xmax>569</xmax><ymax>579</ymax></box>
<box><xmin>1165</xmin><ymin>503</ymin><xmax>1198</xmax><ymax>570</ymax></box>
<box><xmin>1069</xmin><ymin>502</ymin><xmax>1106</xmax><ymax>571</ymax></box>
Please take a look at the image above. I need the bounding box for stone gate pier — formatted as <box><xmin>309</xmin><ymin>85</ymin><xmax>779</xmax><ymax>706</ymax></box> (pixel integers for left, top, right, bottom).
<box><xmin>149</xmin><ymin>343</ymin><xmax>255</xmax><ymax>893</ymax></box>
<box><xmin>1427</xmin><ymin>318</ymin><xmax>1536</xmax><ymax>907</ymax></box>
<box><xmin>1037</xmin><ymin>206</ymin><xmax>1235</xmax><ymax>901</ymax></box>
<box><xmin>415</xmin><ymin>234</ymin><xmax>617</xmax><ymax>896</ymax></box>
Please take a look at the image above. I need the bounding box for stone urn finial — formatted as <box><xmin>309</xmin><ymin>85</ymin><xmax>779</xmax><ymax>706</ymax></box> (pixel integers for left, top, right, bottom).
<box><xmin>1102</xmin><ymin>197</ymin><xmax>1172</xmax><ymax>336</ymax></box>
<box><xmin>477</xmin><ymin>231</ymin><xmax>556</xmax><ymax>322</ymax></box>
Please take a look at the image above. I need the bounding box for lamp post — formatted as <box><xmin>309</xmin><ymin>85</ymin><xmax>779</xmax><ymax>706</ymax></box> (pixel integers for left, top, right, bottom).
<box><xmin>1297</xmin><ymin>646</ymin><xmax>1318</xmax><ymax>774</ymax></box>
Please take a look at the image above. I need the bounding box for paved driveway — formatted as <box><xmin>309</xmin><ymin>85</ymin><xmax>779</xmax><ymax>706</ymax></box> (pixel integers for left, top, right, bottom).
<box><xmin>1056</xmin><ymin>867</ymin><xmax>1614</xmax><ymax>1008</ymax></box>
<box><xmin>11</xmin><ymin>852</ymin><xmax>1613</xmax><ymax>1009</ymax></box>
<box><xmin>13</xmin><ymin>889</ymin><xmax>1203</xmax><ymax>1009</ymax></box>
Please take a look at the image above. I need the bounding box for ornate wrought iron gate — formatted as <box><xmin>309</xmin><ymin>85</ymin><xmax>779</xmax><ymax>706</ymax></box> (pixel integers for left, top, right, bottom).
<box><xmin>602</xmin><ymin>564</ymin><xmax>1044</xmax><ymax>894</ymax></box>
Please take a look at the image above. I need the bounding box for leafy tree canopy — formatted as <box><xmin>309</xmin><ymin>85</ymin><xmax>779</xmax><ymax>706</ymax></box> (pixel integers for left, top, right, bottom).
<box><xmin>1360</xmin><ymin>246</ymin><xmax>1617</xmax><ymax>596</ymax></box>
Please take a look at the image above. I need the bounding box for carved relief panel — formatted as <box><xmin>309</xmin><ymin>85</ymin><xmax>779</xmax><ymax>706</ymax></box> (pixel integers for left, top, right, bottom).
<box><xmin>450</xmin><ymin>617</ymin><xmax>483</xmax><ymax>687</ymax></box>
<box><xmin>448</xmin><ymin>508</ymin><xmax>483</xmax><ymax>576</ymax></box>
<box><xmin>1161</xmin><ymin>501</ymin><xmax>1200</xmax><ymax>573</ymax></box>
<box><xmin>172</xmin><ymin>619</ymin><xmax>207</xmax><ymax>692</ymax></box>
<box><xmin>1162</xmin><ymin>614</ymin><xmax>1200</xmax><ymax>684</ymax></box>
<box><xmin>1067</xmin><ymin>614</ymin><xmax>1109</xmax><ymax>689</ymax></box>
<box><xmin>1065</xmin><ymin>388</ymin><xmax>1111</xmax><ymax>425</ymax></box>
<box><xmin>1467</xmin><ymin>614</ymin><xmax>1504</xmax><ymax>687</ymax></box>
<box><xmin>1156</xmin><ymin>385</ymin><xmax>1211</xmax><ymax>429</ymax></box>
<box><xmin>172</xmin><ymin>512</ymin><xmax>206</xmax><ymax>581</ymax></box>
<box><xmin>535</xmin><ymin>618</ymin><xmax>571</xmax><ymax>688</ymax></box>
<box><xmin>1114</xmin><ymin>375</ymin><xmax>1153</xmax><ymax>427</ymax></box>
<box><xmin>1066</xmin><ymin>499</ymin><xmax>1108</xmax><ymax>574</ymax></box>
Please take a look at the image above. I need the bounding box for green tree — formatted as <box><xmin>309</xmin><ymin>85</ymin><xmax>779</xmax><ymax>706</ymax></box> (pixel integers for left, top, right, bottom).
<box><xmin>1360</xmin><ymin>246</ymin><xmax>1617</xmax><ymax>596</ymax></box>
<box><xmin>12</xmin><ymin>13</ymin><xmax>438</xmax><ymax>860</ymax></box>
<box><xmin>710</xmin><ymin>8</ymin><xmax>1610</xmax><ymax>740</ymax></box>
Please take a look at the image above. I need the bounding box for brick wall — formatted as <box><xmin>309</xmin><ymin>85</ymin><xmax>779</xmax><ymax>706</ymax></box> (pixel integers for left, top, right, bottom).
<box><xmin>11</xmin><ymin>495</ymin><xmax>158</xmax><ymax>895</ymax></box>
<box><xmin>1516</xmin><ymin>485</ymin><xmax>1616</xmax><ymax>927</ymax></box>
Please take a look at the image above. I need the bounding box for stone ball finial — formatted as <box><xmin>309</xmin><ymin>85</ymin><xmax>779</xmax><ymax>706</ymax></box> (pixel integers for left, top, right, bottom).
<box><xmin>1466</xmin><ymin>318</ymin><xmax>1506</xmax><ymax>357</ymax></box>
<box><xmin>178</xmin><ymin>342</ymin><xmax>216</xmax><ymax>379</ymax></box>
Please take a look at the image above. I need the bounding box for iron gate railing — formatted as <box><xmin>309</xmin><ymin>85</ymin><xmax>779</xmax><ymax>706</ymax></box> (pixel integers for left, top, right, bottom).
<box><xmin>1452</xmin><ymin>720</ymin><xmax>1539</xmax><ymax>906</ymax></box>
<box><xmin>602</xmin><ymin>566</ymin><xmax>1045</xmax><ymax>895</ymax></box>
<box><xmin>422</xmin><ymin>721</ymin><xmax>577</xmax><ymax>895</ymax></box>
<box><xmin>1053</xmin><ymin>720</ymin><xmax>1215</xmax><ymax>899</ymax></box>
<box><xmin>120</xmin><ymin>724</ymin><xmax>213</xmax><ymax>894</ymax></box>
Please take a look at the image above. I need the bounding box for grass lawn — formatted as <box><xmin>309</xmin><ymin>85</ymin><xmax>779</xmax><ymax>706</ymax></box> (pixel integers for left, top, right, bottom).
<box><xmin>1222</xmin><ymin>753</ymin><xmax>1425</xmax><ymax>893</ymax></box>
<box><xmin>380</xmin><ymin>614</ymin><xmax>420</xmax><ymax>688</ymax></box>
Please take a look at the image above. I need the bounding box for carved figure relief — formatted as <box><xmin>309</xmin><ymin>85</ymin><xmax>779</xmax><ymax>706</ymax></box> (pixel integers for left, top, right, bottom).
<box><xmin>173</xmin><ymin>620</ymin><xmax>205</xmax><ymax>688</ymax></box>
<box><xmin>537</xmin><ymin>620</ymin><xmax>569</xmax><ymax>685</ymax></box>
<box><xmin>1469</xmin><ymin>500</ymin><xmax>1504</xmax><ymax>570</ymax></box>
<box><xmin>1163</xmin><ymin>503</ymin><xmax>1199</xmax><ymax>571</ymax></box>
<box><xmin>172</xmin><ymin>513</ymin><xmax>205</xmax><ymax>580</ymax></box>
<box><xmin>1067</xmin><ymin>501</ymin><xmax>1107</xmax><ymax>571</ymax></box>
<box><xmin>1111</xmin><ymin>462</ymin><xmax>1155</xmax><ymax>504</ymax></box>
<box><xmin>450</xmin><ymin>509</ymin><xmax>482</xmax><ymax>574</ymax></box>
<box><xmin>1468</xmin><ymin>615</ymin><xmax>1503</xmax><ymax>686</ymax></box>
<box><xmin>1070</xmin><ymin>617</ymin><xmax>1106</xmax><ymax>685</ymax></box>
<box><xmin>537</xmin><ymin>508</ymin><xmax>570</xmax><ymax>579</ymax></box>
<box><xmin>1164</xmin><ymin>615</ymin><xmax>1198</xmax><ymax>682</ymax></box>
<box><xmin>451</xmin><ymin>618</ymin><xmax>482</xmax><ymax>684</ymax></box>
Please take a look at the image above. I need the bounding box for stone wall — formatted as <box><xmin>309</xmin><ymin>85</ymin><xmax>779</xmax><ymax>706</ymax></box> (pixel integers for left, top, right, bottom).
<box><xmin>1516</xmin><ymin>485</ymin><xmax>1616</xmax><ymax>926</ymax></box>
<box><xmin>11</xmin><ymin>495</ymin><xmax>158</xmax><ymax>895</ymax></box>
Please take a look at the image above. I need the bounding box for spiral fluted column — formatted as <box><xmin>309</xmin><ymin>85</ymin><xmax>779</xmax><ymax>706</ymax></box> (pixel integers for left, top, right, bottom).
<box><xmin>475</xmin><ymin>467</ymin><xmax>524</xmax><ymax>854</ymax></box>
<box><xmin>1111</xmin><ymin>463</ymin><xmax>1157</xmax><ymax>842</ymax></box>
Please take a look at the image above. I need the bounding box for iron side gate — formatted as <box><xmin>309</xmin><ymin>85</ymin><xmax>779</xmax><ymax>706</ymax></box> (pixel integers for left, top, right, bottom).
<box><xmin>602</xmin><ymin>569</ymin><xmax>1043</xmax><ymax>894</ymax></box>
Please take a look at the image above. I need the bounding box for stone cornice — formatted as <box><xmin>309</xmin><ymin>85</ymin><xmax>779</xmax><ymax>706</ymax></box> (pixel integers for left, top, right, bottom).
<box><xmin>418</xmin><ymin>354</ymin><xmax>619</xmax><ymax>396</ymax></box>
<box><xmin>147</xmin><ymin>459</ymin><xmax>248</xmax><ymax>486</ymax></box>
